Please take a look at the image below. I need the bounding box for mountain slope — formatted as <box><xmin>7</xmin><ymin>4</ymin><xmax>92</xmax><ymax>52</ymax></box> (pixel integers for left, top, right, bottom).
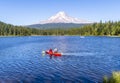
<box><xmin>28</xmin><ymin>23</ymin><xmax>88</xmax><ymax>29</ymax></box>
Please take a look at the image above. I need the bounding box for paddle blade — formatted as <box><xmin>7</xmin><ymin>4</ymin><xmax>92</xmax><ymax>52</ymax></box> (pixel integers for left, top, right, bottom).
<box><xmin>42</xmin><ymin>51</ymin><xmax>45</xmax><ymax>56</ymax></box>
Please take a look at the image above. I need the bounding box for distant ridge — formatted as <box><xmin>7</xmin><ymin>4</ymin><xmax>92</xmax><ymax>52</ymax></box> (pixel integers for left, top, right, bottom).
<box><xmin>28</xmin><ymin>23</ymin><xmax>89</xmax><ymax>29</ymax></box>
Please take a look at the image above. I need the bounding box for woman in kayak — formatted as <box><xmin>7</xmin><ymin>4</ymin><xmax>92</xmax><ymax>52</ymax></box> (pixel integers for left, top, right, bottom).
<box><xmin>53</xmin><ymin>48</ymin><xmax>58</xmax><ymax>53</ymax></box>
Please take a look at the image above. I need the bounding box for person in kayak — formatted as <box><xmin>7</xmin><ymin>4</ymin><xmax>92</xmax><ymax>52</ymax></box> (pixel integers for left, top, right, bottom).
<box><xmin>48</xmin><ymin>48</ymin><xmax>53</xmax><ymax>56</ymax></box>
<box><xmin>48</xmin><ymin>48</ymin><xmax>53</xmax><ymax>59</ymax></box>
<box><xmin>53</xmin><ymin>48</ymin><xmax>58</xmax><ymax>53</ymax></box>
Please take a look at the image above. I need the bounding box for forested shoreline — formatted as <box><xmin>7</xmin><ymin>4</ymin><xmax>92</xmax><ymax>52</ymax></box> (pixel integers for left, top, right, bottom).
<box><xmin>0</xmin><ymin>21</ymin><xmax>120</xmax><ymax>36</ymax></box>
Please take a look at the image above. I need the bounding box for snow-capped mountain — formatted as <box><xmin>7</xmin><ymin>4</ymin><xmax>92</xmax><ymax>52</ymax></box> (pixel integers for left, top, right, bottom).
<box><xmin>39</xmin><ymin>11</ymin><xmax>91</xmax><ymax>24</ymax></box>
<box><xmin>27</xmin><ymin>11</ymin><xmax>92</xmax><ymax>29</ymax></box>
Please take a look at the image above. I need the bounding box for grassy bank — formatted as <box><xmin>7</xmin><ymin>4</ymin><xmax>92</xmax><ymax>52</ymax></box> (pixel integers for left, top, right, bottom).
<box><xmin>103</xmin><ymin>71</ymin><xmax>120</xmax><ymax>83</ymax></box>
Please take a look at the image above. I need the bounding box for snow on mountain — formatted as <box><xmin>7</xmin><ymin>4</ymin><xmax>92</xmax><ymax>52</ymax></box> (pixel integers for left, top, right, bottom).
<box><xmin>39</xmin><ymin>11</ymin><xmax>91</xmax><ymax>24</ymax></box>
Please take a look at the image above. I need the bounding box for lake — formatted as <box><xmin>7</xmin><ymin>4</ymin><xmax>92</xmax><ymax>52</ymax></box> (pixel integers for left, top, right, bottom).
<box><xmin>0</xmin><ymin>36</ymin><xmax>120</xmax><ymax>83</ymax></box>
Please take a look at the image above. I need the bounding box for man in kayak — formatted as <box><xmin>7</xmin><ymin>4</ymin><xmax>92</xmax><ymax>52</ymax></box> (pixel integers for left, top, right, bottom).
<box><xmin>49</xmin><ymin>48</ymin><xmax>53</xmax><ymax>55</ymax></box>
<box><xmin>48</xmin><ymin>48</ymin><xmax>53</xmax><ymax>59</ymax></box>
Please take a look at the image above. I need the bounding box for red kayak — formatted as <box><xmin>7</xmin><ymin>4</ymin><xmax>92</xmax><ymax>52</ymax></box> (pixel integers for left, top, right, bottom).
<box><xmin>53</xmin><ymin>53</ymin><xmax>62</xmax><ymax>56</ymax></box>
<box><xmin>45</xmin><ymin>50</ymin><xmax>62</xmax><ymax>56</ymax></box>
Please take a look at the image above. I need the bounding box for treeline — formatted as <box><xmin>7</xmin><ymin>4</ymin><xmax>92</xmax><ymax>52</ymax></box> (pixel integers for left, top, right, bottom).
<box><xmin>72</xmin><ymin>21</ymin><xmax>120</xmax><ymax>36</ymax></box>
<box><xmin>0</xmin><ymin>21</ymin><xmax>31</xmax><ymax>36</ymax></box>
<box><xmin>0</xmin><ymin>21</ymin><xmax>120</xmax><ymax>36</ymax></box>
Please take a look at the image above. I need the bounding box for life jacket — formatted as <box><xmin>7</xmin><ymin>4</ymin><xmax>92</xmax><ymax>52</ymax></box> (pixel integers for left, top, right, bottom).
<box><xmin>48</xmin><ymin>49</ymin><xmax>53</xmax><ymax>55</ymax></box>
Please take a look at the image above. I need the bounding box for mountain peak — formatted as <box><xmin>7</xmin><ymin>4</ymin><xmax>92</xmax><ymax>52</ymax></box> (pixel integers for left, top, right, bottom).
<box><xmin>39</xmin><ymin>11</ymin><xmax>91</xmax><ymax>24</ymax></box>
<box><xmin>56</xmin><ymin>11</ymin><xmax>66</xmax><ymax>16</ymax></box>
<box><xmin>48</xmin><ymin>11</ymin><xmax>68</xmax><ymax>21</ymax></box>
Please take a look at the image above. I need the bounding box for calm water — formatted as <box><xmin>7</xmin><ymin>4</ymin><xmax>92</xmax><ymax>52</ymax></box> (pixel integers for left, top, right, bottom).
<box><xmin>0</xmin><ymin>36</ymin><xmax>120</xmax><ymax>83</ymax></box>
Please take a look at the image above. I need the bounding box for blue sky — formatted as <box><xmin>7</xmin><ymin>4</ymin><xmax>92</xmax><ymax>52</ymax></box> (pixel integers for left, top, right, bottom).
<box><xmin>0</xmin><ymin>0</ymin><xmax>119</xmax><ymax>25</ymax></box>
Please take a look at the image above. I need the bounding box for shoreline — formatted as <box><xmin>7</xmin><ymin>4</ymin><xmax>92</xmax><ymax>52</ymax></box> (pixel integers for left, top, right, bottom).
<box><xmin>0</xmin><ymin>35</ymin><xmax>120</xmax><ymax>38</ymax></box>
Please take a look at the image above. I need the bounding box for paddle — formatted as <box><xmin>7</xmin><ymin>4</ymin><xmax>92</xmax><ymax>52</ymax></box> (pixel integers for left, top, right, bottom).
<box><xmin>42</xmin><ymin>51</ymin><xmax>45</xmax><ymax>56</ymax></box>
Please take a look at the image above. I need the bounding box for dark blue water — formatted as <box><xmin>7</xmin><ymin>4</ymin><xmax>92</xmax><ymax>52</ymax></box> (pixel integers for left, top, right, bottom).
<box><xmin>0</xmin><ymin>36</ymin><xmax>120</xmax><ymax>83</ymax></box>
